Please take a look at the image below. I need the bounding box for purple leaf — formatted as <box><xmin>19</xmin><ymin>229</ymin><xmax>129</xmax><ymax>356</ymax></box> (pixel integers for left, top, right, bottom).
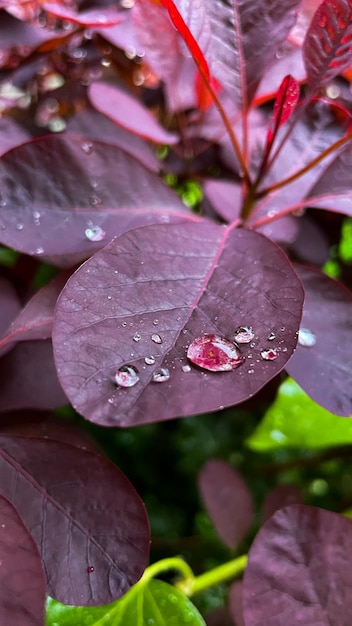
<box><xmin>198</xmin><ymin>459</ymin><xmax>253</xmax><ymax>549</ymax></box>
<box><xmin>229</xmin><ymin>581</ymin><xmax>245</xmax><ymax>626</ymax></box>
<box><xmin>262</xmin><ymin>485</ymin><xmax>303</xmax><ymax>522</ymax></box>
<box><xmin>88</xmin><ymin>82</ymin><xmax>180</xmax><ymax>145</ymax></box>
<box><xmin>286</xmin><ymin>265</ymin><xmax>352</xmax><ymax>416</ymax></box>
<box><xmin>0</xmin><ymin>272</ymin><xmax>70</xmax><ymax>351</ymax></box>
<box><xmin>0</xmin><ymin>134</ymin><xmax>192</xmax><ymax>267</ymax></box>
<box><xmin>203</xmin><ymin>179</ymin><xmax>242</xmax><ymax>223</ymax></box>
<box><xmin>305</xmin><ymin>141</ymin><xmax>352</xmax><ymax>217</ymax></box>
<box><xmin>303</xmin><ymin>0</ymin><xmax>352</xmax><ymax>92</ymax></box>
<box><xmin>243</xmin><ymin>504</ymin><xmax>352</xmax><ymax>625</ymax></box>
<box><xmin>0</xmin><ymin>118</ymin><xmax>30</xmax><ymax>156</ymax></box>
<box><xmin>289</xmin><ymin>216</ymin><xmax>329</xmax><ymax>265</ymax></box>
<box><xmin>0</xmin><ymin>495</ymin><xmax>46</xmax><ymax>626</ymax></box>
<box><xmin>52</xmin><ymin>222</ymin><xmax>304</xmax><ymax>427</ymax></box>
<box><xmin>0</xmin><ymin>277</ymin><xmax>21</xmax><ymax>338</ymax></box>
<box><xmin>0</xmin><ymin>341</ymin><xmax>67</xmax><ymax>412</ymax></box>
<box><xmin>0</xmin><ymin>434</ymin><xmax>150</xmax><ymax>605</ymax></box>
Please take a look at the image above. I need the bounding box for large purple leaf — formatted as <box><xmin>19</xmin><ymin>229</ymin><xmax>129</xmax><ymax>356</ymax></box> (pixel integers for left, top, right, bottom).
<box><xmin>303</xmin><ymin>0</ymin><xmax>352</xmax><ymax>92</ymax></box>
<box><xmin>0</xmin><ymin>340</ymin><xmax>67</xmax><ymax>412</ymax></box>
<box><xmin>88</xmin><ymin>82</ymin><xmax>180</xmax><ymax>145</ymax></box>
<box><xmin>169</xmin><ymin>0</ymin><xmax>300</xmax><ymax>107</ymax></box>
<box><xmin>198</xmin><ymin>459</ymin><xmax>253</xmax><ymax>549</ymax></box>
<box><xmin>0</xmin><ymin>434</ymin><xmax>150</xmax><ymax>605</ymax></box>
<box><xmin>0</xmin><ymin>272</ymin><xmax>70</xmax><ymax>351</ymax></box>
<box><xmin>286</xmin><ymin>265</ymin><xmax>352</xmax><ymax>416</ymax></box>
<box><xmin>0</xmin><ymin>134</ymin><xmax>193</xmax><ymax>267</ymax></box>
<box><xmin>243</xmin><ymin>504</ymin><xmax>352</xmax><ymax>625</ymax></box>
<box><xmin>52</xmin><ymin>222</ymin><xmax>304</xmax><ymax>427</ymax></box>
<box><xmin>0</xmin><ymin>495</ymin><xmax>46</xmax><ymax>626</ymax></box>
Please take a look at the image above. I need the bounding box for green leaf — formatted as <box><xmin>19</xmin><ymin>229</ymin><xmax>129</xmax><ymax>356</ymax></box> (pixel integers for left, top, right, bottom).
<box><xmin>46</xmin><ymin>579</ymin><xmax>205</xmax><ymax>626</ymax></box>
<box><xmin>246</xmin><ymin>378</ymin><xmax>352</xmax><ymax>451</ymax></box>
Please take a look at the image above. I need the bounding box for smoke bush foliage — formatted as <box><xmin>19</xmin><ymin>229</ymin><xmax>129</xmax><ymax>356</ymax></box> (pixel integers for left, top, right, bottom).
<box><xmin>0</xmin><ymin>0</ymin><xmax>352</xmax><ymax>623</ymax></box>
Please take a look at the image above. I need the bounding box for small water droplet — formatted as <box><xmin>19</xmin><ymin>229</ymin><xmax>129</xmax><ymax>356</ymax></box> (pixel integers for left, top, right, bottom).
<box><xmin>187</xmin><ymin>334</ymin><xmax>244</xmax><ymax>372</ymax></box>
<box><xmin>152</xmin><ymin>367</ymin><xmax>170</xmax><ymax>383</ymax></box>
<box><xmin>153</xmin><ymin>319</ymin><xmax>159</xmax><ymax>325</ymax></box>
<box><xmin>107</xmin><ymin>295</ymin><xmax>112</xmax><ymax>300</ymax></box>
<box><xmin>145</xmin><ymin>355</ymin><xmax>156</xmax><ymax>365</ymax></box>
<box><xmin>0</xmin><ymin>197</ymin><xmax>6</xmax><ymax>207</ymax></box>
<box><xmin>115</xmin><ymin>365</ymin><xmax>139</xmax><ymax>387</ymax></box>
<box><xmin>122</xmin><ymin>321</ymin><xmax>127</xmax><ymax>327</ymax></box>
<box><xmin>234</xmin><ymin>326</ymin><xmax>254</xmax><ymax>344</ymax></box>
<box><xmin>87</xmin><ymin>566</ymin><xmax>94</xmax><ymax>573</ymax></box>
<box><xmin>85</xmin><ymin>225</ymin><xmax>105</xmax><ymax>242</ymax></box>
<box><xmin>248</xmin><ymin>368</ymin><xmax>254</xmax><ymax>374</ymax></box>
<box><xmin>147</xmin><ymin>619</ymin><xmax>154</xmax><ymax>626</ymax></box>
<box><xmin>36</xmin><ymin>246</ymin><xmax>44</xmax><ymax>255</ymax></box>
<box><xmin>108</xmin><ymin>397</ymin><xmax>114</xmax><ymax>404</ymax></box>
<box><xmin>267</xmin><ymin>332</ymin><xmax>276</xmax><ymax>341</ymax></box>
<box><xmin>90</xmin><ymin>193</ymin><xmax>102</xmax><ymax>207</ymax></box>
<box><xmin>81</xmin><ymin>141</ymin><xmax>93</xmax><ymax>154</ymax></box>
<box><xmin>298</xmin><ymin>328</ymin><xmax>316</xmax><ymax>347</ymax></box>
<box><xmin>261</xmin><ymin>348</ymin><xmax>278</xmax><ymax>361</ymax></box>
<box><xmin>16</xmin><ymin>222</ymin><xmax>24</xmax><ymax>230</ymax></box>
<box><xmin>151</xmin><ymin>333</ymin><xmax>162</xmax><ymax>344</ymax></box>
<box><xmin>133</xmin><ymin>332</ymin><xmax>141</xmax><ymax>342</ymax></box>
<box><xmin>182</xmin><ymin>364</ymin><xmax>191</xmax><ymax>373</ymax></box>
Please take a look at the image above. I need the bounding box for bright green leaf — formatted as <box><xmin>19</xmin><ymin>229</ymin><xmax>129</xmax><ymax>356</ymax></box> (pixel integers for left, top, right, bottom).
<box><xmin>246</xmin><ymin>378</ymin><xmax>352</xmax><ymax>452</ymax></box>
<box><xmin>339</xmin><ymin>217</ymin><xmax>352</xmax><ymax>264</ymax></box>
<box><xmin>46</xmin><ymin>579</ymin><xmax>205</xmax><ymax>626</ymax></box>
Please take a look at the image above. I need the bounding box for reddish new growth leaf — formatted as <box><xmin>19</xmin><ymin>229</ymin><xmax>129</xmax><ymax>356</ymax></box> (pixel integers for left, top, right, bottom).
<box><xmin>266</xmin><ymin>75</ymin><xmax>299</xmax><ymax>146</ymax></box>
<box><xmin>0</xmin><ymin>496</ymin><xmax>46</xmax><ymax>626</ymax></box>
<box><xmin>303</xmin><ymin>0</ymin><xmax>352</xmax><ymax>92</ymax></box>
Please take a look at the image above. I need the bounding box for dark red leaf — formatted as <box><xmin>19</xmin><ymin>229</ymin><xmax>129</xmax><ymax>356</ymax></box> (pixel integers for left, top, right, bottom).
<box><xmin>88</xmin><ymin>82</ymin><xmax>179</xmax><ymax>145</ymax></box>
<box><xmin>42</xmin><ymin>3</ymin><xmax>124</xmax><ymax>26</ymax></box>
<box><xmin>0</xmin><ymin>341</ymin><xmax>67</xmax><ymax>412</ymax></box>
<box><xmin>203</xmin><ymin>179</ymin><xmax>242</xmax><ymax>223</ymax></box>
<box><xmin>0</xmin><ymin>277</ymin><xmax>20</xmax><ymax>339</ymax></box>
<box><xmin>0</xmin><ymin>495</ymin><xmax>46</xmax><ymax>626</ymax></box>
<box><xmin>0</xmin><ymin>272</ymin><xmax>70</xmax><ymax>351</ymax></box>
<box><xmin>262</xmin><ymin>485</ymin><xmax>303</xmax><ymax>522</ymax></box>
<box><xmin>243</xmin><ymin>505</ymin><xmax>352</xmax><ymax>625</ymax></box>
<box><xmin>285</xmin><ymin>265</ymin><xmax>352</xmax><ymax>416</ymax></box>
<box><xmin>305</xmin><ymin>141</ymin><xmax>352</xmax><ymax>217</ymax></box>
<box><xmin>0</xmin><ymin>134</ymin><xmax>192</xmax><ymax>267</ymax></box>
<box><xmin>52</xmin><ymin>222</ymin><xmax>304</xmax><ymax>427</ymax></box>
<box><xmin>266</xmin><ymin>75</ymin><xmax>299</xmax><ymax>146</ymax></box>
<box><xmin>0</xmin><ymin>435</ymin><xmax>150</xmax><ymax>605</ymax></box>
<box><xmin>303</xmin><ymin>0</ymin><xmax>352</xmax><ymax>92</ymax></box>
<box><xmin>198</xmin><ymin>459</ymin><xmax>253</xmax><ymax>549</ymax></box>
<box><xmin>206</xmin><ymin>607</ymin><xmax>235</xmax><ymax>626</ymax></box>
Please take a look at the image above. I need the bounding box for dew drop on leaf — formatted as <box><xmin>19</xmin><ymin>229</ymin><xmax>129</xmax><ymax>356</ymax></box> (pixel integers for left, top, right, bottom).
<box><xmin>36</xmin><ymin>246</ymin><xmax>44</xmax><ymax>255</ymax></box>
<box><xmin>261</xmin><ymin>348</ymin><xmax>278</xmax><ymax>361</ymax></box>
<box><xmin>87</xmin><ymin>566</ymin><xmax>94</xmax><ymax>573</ymax></box>
<box><xmin>187</xmin><ymin>334</ymin><xmax>244</xmax><ymax>372</ymax></box>
<box><xmin>298</xmin><ymin>327</ymin><xmax>316</xmax><ymax>347</ymax></box>
<box><xmin>16</xmin><ymin>222</ymin><xmax>24</xmax><ymax>231</ymax></box>
<box><xmin>144</xmin><ymin>355</ymin><xmax>156</xmax><ymax>365</ymax></box>
<box><xmin>151</xmin><ymin>333</ymin><xmax>163</xmax><ymax>344</ymax></box>
<box><xmin>90</xmin><ymin>193</ymin><xmax>102</xmax><ymax>207</ymax></box>
<box><xmin>133</xmin><ymin>332</ymin><xmax>141</xmax><ymax>342</ymax></box>
<box><xmin>85</xmin><ymin>225</ymin><xmax>106</xmax><ymax>242</ymax></box>
<box><xmin>153</xmin><ymin>319</ymin><xmax>159</xmax><ymax>325</ymax></box>
<box><xmin>115</xmin><ymin>365</ymin><xmax>139</xmax><ymax>387</ymax></box>
<box><xmin>182</xmin><ymin>364</ymin><xmax>191</xmax><ymax>373</ymax></box>
<box><xmin>233</xmin><ymin>326</ymin><xmax>254</xmax><ymax>344</ymax></box>
<box><xmin>81</xmin><ymin>141</ymin><xmax>93</xmax><ymax>154</ymax></box>
<box><xmin>267</xmin><ymin>332</ymin><xmax>276</xmax><ymax>341</ymax></box>
<box><xmin>152</xmin><ymin>367</ymin><xmax>170</xmax><ymax>383</ymax></box>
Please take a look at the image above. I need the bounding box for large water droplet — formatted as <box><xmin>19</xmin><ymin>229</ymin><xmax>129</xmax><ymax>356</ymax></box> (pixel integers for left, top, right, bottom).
<box><xmin>152</xmin><ymin>367</ymin><xmax>170</xmax><ymax>383</ymax></box>
<box><xmin>233</xmin><ymin>326</ymin><xmax>254</xmax><ymax>344</ymax></box>
<box><xmin>133</xmin><ymin>332</ymin><xmax>141</xmax><ymax>342</ymax></box>
<box><xmin>261</xmin><ymin>348</ymin><xmax>278</xmax><ymax>361</ymax></box>
<box><xmin>85</xmin><ymin>225</ymin><xmax>105</xmax><ymax>242</ymax></box>
<box><xmin>187</xmin><ymin>334</ymin><xmax>244</xmax><ymax>372</ymax></box>
<box><xmin>151</xmin><ymin>333</ymin><xmax>162</xmax><ymax>344</ymax></box>
<box><xmin>298</xmin><ymin>328</ymin><xmax>316</xmax><ymax>347</ymax></box>
<box><xmin>144</xmin><ymin>355</ymin><xmax>156</xmax><ymax>365</ymax></box>
<box><xmin>115</xmin><ymin>365</ymin><xmax>139</xmax><ymax>387</ymax></box>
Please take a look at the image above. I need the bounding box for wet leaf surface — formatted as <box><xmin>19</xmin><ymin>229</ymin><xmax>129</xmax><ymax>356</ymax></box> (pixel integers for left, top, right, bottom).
<box><xmin>0</xmin><ymin>435</ymin><xmax>150</xmax><ymax>606</ymax></box>
<box><xmin>52</xmin><ymin>222</ymin><xmax>304</xmax><ymax>427</ymax></box>
<box><xmin>243</xmin><ymin>504</ymin><xmax>352</xmax><ymax>625</ymax></box>
<box><xmin>286</xmin><ymin>265</ymin><xmax>352</xmax><ymax>416</ymax></box>
<box><xmin>0</xmin><ymin>495</ymin><xmax>46</xmax><ymax>626</ymax></box>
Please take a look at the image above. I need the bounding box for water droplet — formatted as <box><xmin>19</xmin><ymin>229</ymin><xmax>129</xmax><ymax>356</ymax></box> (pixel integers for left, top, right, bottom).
<box><xmin>16</xmin><ymin>222</ymin><xmax>24</xmax><ymax>231</ymax></box>
<box><xmin>187</xmin><ymin>334</ymin><xmax>244</xmax><ymax>372</ymax></box>
<box><xmin>108</xmin><ymin>397</ymin><xmax>114</xmax><ymax>404</ymax></box>
<box><xmin>151</xmin><ymin>333</ymin><xmax>162</xmax><ymax>344</ymax></box>
<box><xmin>90</xmin><ymin>193</ymin><xmax>102</xmax><ymax>207</ymax></box>
<box><xmin>87</xmin><ymin>566</ymin><xmax>94</xmax><ymax>573</ymax></box>
<box><xmin>267</xmin><ymin>332</ymin><xmax>276</xmax><ymax>341</ymax></box>
<box><xmin>81</xmin><ymin>141</ymin><xmax>93</xmax><ymax>154</ymax></box>
<box><xmin>122</xmin><ymin>322</ymin><xmax>127</xmax><ymax>327</ymax></box>
<box><xmin>36</xmin><ymin>246</ymin><xmax>44</xmax><ymax>255</ymax></box>
<box><xmin>234</xmin><ymin>326</ymin><xmax>254</xmax><ymax>344</ymax></box>
<box><xmin>152</xmin><ymin>367</ymin><xmax>170</xmax><ymax>383</ymax></box>
<box><xmin>182</xmin><ymin>364</ymin><xmax>191</xmax><ymax>373</ymax></box>
<box><xmin>133</xmin><ymin>332</ymin><xmax>141</xmax><ymax>342</ymax></box>
<box><xmin>261</xmin><ymin>348</ymin><xmax>278</xmax><ymax>361</ymax></box>
<box><xmin>248</xmin><ymin>368</ymin><xmax>254</xmax><ymax>374</ymax></box>
<box><xmin>115</xmin><ymin>365</ymin><xmax>139</xmax><ymax>387</ymax></box>
<box><xmin>85</xmin><ymin>225</ymin><xmax>105</xmax><ymax>242</ymax></box>
<box><xmin>145</xmin><ymin>355</ymin><xmax>156</xmax><ymax>365</ymax></box>
<box><xmin>298</xmin><ymin>328</ymin><xmax>316</xmax><ymax>347</ymax></box>
<box><xmin>147</xmin><ymin>619</ymin><xmax>155</xmax><ymax>626</ymax></box>
<box><xmin>0</xmin><ymin>197</ymin><xmax>6</xmax><ymax>207</ymax></box>
<box><xmin>153</xmin><ymin>319</ymin><xmax>159</xmax><ymax>325</ymax></box>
